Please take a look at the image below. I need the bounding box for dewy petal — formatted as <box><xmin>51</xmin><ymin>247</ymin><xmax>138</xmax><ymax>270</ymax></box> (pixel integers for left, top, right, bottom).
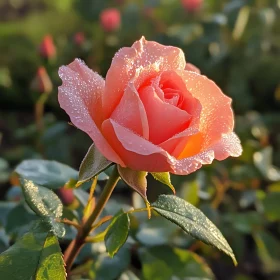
<box><xmin>58</xmin><ymin>59</ymin><xmax>124</xmax><ymax>165</ymax></box>
<box><xmin>170</xmin><ymin>132</ymin><xmax>242</xmax><ymax>175</ymax></box>
<box><xmin>62</xmin><ymin>58</ymin><xmax>103</xmax><ymax>126</ymax></box>
<box><xmin>102</xmin><ymin>119</ymin><xmax>173</xmax><ymax>172</ymax></box>
<box><xmin>180</xmin><ymin>70</ymin><xmax>234</xmax><ymax>149</ymax></box>
<box><xmin>211</xmin><ymin>132</ymin><xmax>242</xmax><ymax>160</ymax></box>
<box><xmin>160</xmin><ymin>128</ymin><xmax>202</xmax><ymax>158</ymax></box>
<box><xmin>158</xmin><ymin>71</ymin><xmax>202</xmax><ymax>116</ymax></box>
<box><xmin>169</xmin><ymin>150</ymin><xmax>215</xmax><ymax>175</ymax></box>
<box><xmin>110</xmin><ymin>82</ymin><xmax>149</xmax><ymax>139</ymax></box>
<box><xmin>140</xmin><ymin>86</ymin><xmax>191</xmax><ymax>144</ymax></box>
<box><xmin>185</xmin><ymin>63</ymin><xmax>201</xmax><ymax>74</ymax></box>
<box><xmin>101</xmin><ymin>119</ymin><xmax>241</xmax><ymax>175</ymax></box>
<box><xmin>103</xmin><ymin>37</ymin><xmax>186</xmax><ymax>118</ymax></box>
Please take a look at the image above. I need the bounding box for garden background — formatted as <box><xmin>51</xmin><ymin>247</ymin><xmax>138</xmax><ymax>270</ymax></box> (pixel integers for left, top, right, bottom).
<box><xmin>0</xmin><ymin>0</ymin><xmax>280</xmax><ymax>279</ymax></box>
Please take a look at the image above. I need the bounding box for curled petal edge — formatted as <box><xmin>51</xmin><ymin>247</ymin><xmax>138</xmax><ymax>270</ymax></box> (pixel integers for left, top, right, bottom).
<box><xmin>110</xmin><ymin>120</ymin><xmax>242</xmax><ymax>175</ymax></box>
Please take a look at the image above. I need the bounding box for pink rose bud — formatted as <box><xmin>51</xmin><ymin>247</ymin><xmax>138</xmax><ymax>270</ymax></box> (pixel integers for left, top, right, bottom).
<box><xmin>56</xmin><ymin>188</ymin><xmax>75</xmax><ymax>206</ymax></box>
<box><xmin>58</xmin><ymin>37</ymin><xmax>242</xmax><ymax>175</ymax></box>
<box><xmin>31</xmin><ymin>67</ymin><xmax>53</xmax><ymax>94</ymax></box>
<box><xmin>74</xmin><ymin>32</ymin><xmax>85</xmax><ymax>46</ymax></box>
<box><xmin>100</xmin><ymin>8</ymin><xmax>121</xmax><ymax>32</ymax></box>
<box><xmin>181</xmin><ymin>0</ymin><xmax>203</xmax><ymax>13</ymax></box>
<box><xmin>39</xmin><ymin>35</ymin><xmax>56</xmax><ymax>59</ymax></box>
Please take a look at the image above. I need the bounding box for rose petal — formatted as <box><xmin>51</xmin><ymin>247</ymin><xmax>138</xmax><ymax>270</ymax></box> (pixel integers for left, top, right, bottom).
<box><xmin>160</xmin><ymin>129</ymin><xmax>202</xmax><ymax>158</ymax></box>
<box><xmin>102</xmin><ymin>119</ymin><xmax>241</xmax><ymax>175</ymax></box>
<box><xmin>180</xmin><ymin>70</ymin><xmax>234</xmax><ymax>149</ymax></box>
<box><xmin>60</xmin><ymin>59</ymin><xmax>103</xmax><ymax>126</ymax></box>
<box><xmin>140</xmin><ymin>86</ymin><xmax>191</xmax><ymax>144</ymax></box>
<box><xmin>102</xmin><ymin>119</ymin><xmax>173</xmax><ymax>172</ymax></box>
<box><xmin>103</xmin><ymin>37</ymin><xmax>186</xmax><ymax>118</ymax></box>
<box><xmin>170</xmin><ymin>150</ymin><xmax>215</xmax><ymax>175</ymax></box>
<box><xmin>110</xmin><ymin>82</ymin><xmax>149</xmax><ymax>139</ymax></box>
<box><xmin>58</xmin><ymin>59</ymin><xmax>124</xmax><ymax>165</ymax></box>
<box><xmin>104</xmin><ymin>119</ymin><xmax>213</xmax><ymax>175</ymax></box>
<box><xmin>185</xmin><ymin>63</ymin><xmax>201</xmax><ymax>74</ymax></box>
<box><xmin>170</xmin><ymin>132</ymin><xmax>242</xmax><ymax>175</ymax></box>
<box><xmin>211</xmin><ymin>132</ymin><xmax>242</xmax><ymax>160</ymax></box>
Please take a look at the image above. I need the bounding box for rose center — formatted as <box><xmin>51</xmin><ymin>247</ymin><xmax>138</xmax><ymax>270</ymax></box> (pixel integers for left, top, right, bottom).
<box><xmin>159</xmin><ymin>82</ymin><xmax>184</xmax><ymax>107</ymax></box>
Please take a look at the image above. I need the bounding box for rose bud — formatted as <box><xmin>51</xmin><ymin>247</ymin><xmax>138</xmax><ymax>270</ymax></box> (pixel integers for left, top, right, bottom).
<box><xmin>56</xmin><ymin>187</ymin><xmax>75</xmax><ymax>206</ymax></box>
<box><xmin>100</xmin><ymin>8</ymin><xmax>121</xmax><ymax>32</ymax></box>
<box><xmin>31</xmin><ymin>67</ymin><xmax>53</xmax><ymax>94</ymax></box>
<box><xmin>58</xmin><ymin>37</ymin><xmax>242</xmax><ymax>175</ymax></box>
<box><xmin>74</xmin><ymin>32</ymin><xmax>85</xmax><ymax>46</ymax></box>
<box><xmin>181</xmin><ymin>0</ymin><xmax>203</xmax><ymax>13</ymax></box>
<box><xmin>39</xmin><ymin>34</ymin><xmax>56</xmax><ymax>59</ymax></box>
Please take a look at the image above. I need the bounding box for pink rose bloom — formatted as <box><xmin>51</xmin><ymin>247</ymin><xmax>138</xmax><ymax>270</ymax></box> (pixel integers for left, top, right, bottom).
<box><xmin>39</xmin><ymin>35</ymin><xmax>56</xmax><ymax>59</ymax></box>
<box><xmin>58</xmin><ymin>37</ymin><xmax>242</xmax><ymax>175</ymax></box>
<box><xmin>181</xmin><ymin>0</ymin><xmax>203</xmax><ymax>13</ymax></box>
<box><xmin>100</xmin><ymin>8</ymin><xmax>121</xmax><ymax>32</ymax></box>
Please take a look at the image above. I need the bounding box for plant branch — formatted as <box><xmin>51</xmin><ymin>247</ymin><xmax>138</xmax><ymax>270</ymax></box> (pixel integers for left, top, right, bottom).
<box><xmin>57</xmin><ymin>218</ymin><xmax>80</xmax><ymax>230</ymax></box>
<box><xmin>63</xmin><ymin>165</ymin><xmax>120</xmax><ymax>276</ymax></box>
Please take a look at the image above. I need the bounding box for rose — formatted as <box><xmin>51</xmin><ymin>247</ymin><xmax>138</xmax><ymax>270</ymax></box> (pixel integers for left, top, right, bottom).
<box><xmin>31</xmin><ymin>67</ymin><xmax>53</xmax><ymax>94</ymax></box>
<box><xmin>73</xmin><ymin>32</ymin><xmax>85</xmax><ymax>46</ymax></box>
<box><xmin>56</xmin><ymin>188</ymin><xmax>75</xmax><ymax>206</ymax></box>
<box><xmin>99</xmin><ymin>8</ymin><xmax>121</xmax><ymax>32</ymax></box>
<box><xmin>39</xmin><ymin>34</ymin><xmax>56</xmax><ymax>59</ymax></box>
<box><xmin>58</xmin><ymin>37</ymin><xmax>242</xmax><ymax>175</ymax></box>
<box><xmin>181</xmin><ymin>0</ymin><xmax>203</xmax><ymax>13</ymax></box>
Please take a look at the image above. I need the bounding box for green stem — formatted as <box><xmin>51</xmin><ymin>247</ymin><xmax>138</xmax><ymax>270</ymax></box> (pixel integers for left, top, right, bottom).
<box><xmin>64</xmin><ymin>166</ymin><xmax>120</xmax><ymax>276</ymax></box>
<box><xmin>35</xmin><ymin>92</ymin><xmax>49</xmax><ymax>133</ymax></box>
<box><xmin>126</xmin><ymin>207</ymin><xmax>151</xmax><ymax>215</ymax></box>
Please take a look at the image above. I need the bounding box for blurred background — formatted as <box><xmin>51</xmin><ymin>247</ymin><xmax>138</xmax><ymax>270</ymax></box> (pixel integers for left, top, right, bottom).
<box><xmin>0</xmin><ymin>0</ymin><xmax>280</xmax><ymax>279</ymax></box>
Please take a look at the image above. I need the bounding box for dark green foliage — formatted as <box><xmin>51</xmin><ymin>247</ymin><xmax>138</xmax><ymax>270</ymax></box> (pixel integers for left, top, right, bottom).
<box><xmin>0</xmin><ymin>0</ymin><xmax>280</xmax><ymax>279</ymax></box>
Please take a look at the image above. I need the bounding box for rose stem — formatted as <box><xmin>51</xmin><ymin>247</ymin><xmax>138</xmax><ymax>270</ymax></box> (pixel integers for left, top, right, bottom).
<box><xmin>63</xmin><ymin>165</ymin><xmax>120</xmax><ymax>276</ymax></box>
<box><xmin>35</xmin><ymin>92</ymin><xmax>49</xmax><ymax>133</ymax></box>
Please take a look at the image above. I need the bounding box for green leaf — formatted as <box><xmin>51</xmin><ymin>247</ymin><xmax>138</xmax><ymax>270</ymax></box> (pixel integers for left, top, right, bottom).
<box><xmin>152</xmin><ymin>195</ymin><xmax>237</xmax><ymax>265</ymax></box>
<box><xmin>15</xmin><ymin>159</ymin><xmax>78</xmax><ymax>189</ymax></box>
<box><xmin>263</xmin><ymin>192</ymin><xmax>280</xmax><ymax>221</ymax></box>
<box><xmin>151</xmin><ymin>172</ymin><xmax>175</xmax><ymax>194</ymax></box>
<box><xmin>0</xmin><ymin>222</ymin><xmax>66</xmax><ymax>280</ymax></box>
<box><xmin>119</xmin><ymin>270</ymin><xmax>140</xmax><ymax>280</ymax></box>
<box><xmin>224</xmin><ymin>212</ymin><xmax>263</xmax><ymax>234</ymax></box>
<box><xmin>36</xmin><ymin>233</ymin><xmax>66</xmax><ymax>279</ymax></box>
<box><xmin>0</xmin><ymin>229</ymin><xmax>9</xmax><ymax>254</ymax></box>
<box><xmin>181</xmin><ymin>180</ymin><xmax>199</xmax><ymax>206</ymax></box>
<box><xmin>0</xmin><ymin>202</ymin><xmax>17</xmax><ymax>227</ymax></box>
<box><xmin>253</xmin><ymin>147</ymin><xmax>280</xmax><ymax>181</ymax></box>
<box><xmin>91</xmin><ymin>247</ymin><xmax>131</xmax><ymax>280</ymax></box>
<box><xmin>117</xmin><ymin>166</ymin><xmax>148</xmax><ymax>199</ymax></box>
<box><xmin>140</xmin><ymin>246</ymin><xmax>214</xmax><ymax>280</ymax></box>
<box><xmin>6</xmin><ymin>203</ymin><xmax>36</xmax><ymax>234</ymax></box>
<box><xmin>77</xmin><ymin>144</ymin><xmax>112</xmax><ymax>186</ymax></box>
<box><xmin>20</xmin><ymin>178</ymin><xmax>65</xmax><ymax>238</ymax></box>
<box><xmin>253</xmin><ymin>230</ymin><xmax>280</xmax><ymax>272</ymax></box>
<box><xmin>105</xmin><ymin>210</ymin><xmax>130</xmax><ymax>257</ymax></box>
<box><xmin>136</xmin><ymin>216</ymin><xmax>177</xmax><ymax>246</ymax></box>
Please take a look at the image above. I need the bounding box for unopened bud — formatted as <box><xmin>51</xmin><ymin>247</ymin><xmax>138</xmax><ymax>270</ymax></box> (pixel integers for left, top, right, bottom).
<box><xmin>39</xmin><ymin>35</ymin><xmax>56</xmax><ymax>59</ymax></box>
<box><xmin>31</xmin><ymin>67</ymin><xmax>53</xmax><ymax>94</ymax></box>
<box><xmin>100</xmin><ymin>8</ymin><xmax>121</xmax><ymax>32</ymax></box>
<box><xmin>181</xmin><ymin>0</ymin><xmax>203</xmax><ymax>13</ymax></box>
<box><xmin>56</xmin><ymin>188</ymin><xmax>75</xmax><ymax>206</ymax></box>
